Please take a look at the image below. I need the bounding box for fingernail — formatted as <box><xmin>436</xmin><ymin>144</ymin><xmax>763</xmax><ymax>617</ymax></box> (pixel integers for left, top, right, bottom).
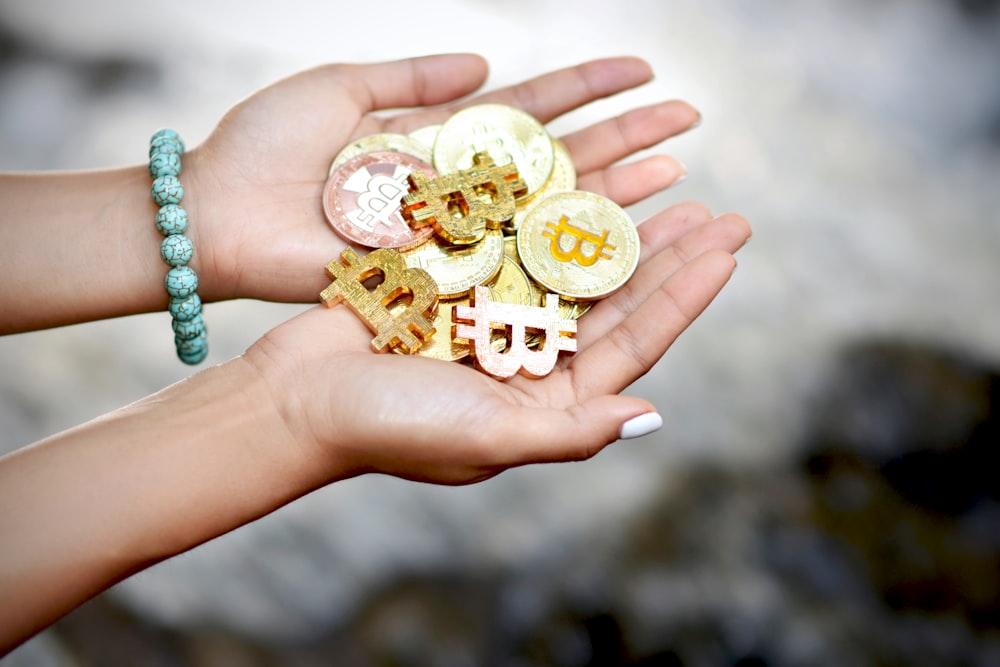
<box><xmin>671</xmin><ymin>160</ymin><xmax>688</xmax><ymax>187</ymax></box>
<box><xmin>619</xmin><ymin>412</ymin><xmax>663</xmax><ymax>440</ymax></box>
<box><xmin>689</xmin><ymin>110</ymin><xmax>702</xmax><ymax>130</ymax></box>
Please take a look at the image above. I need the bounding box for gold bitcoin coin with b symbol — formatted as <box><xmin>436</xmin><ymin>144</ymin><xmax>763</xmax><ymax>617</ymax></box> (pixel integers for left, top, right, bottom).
<box><xmin>320</xmin><ymin>247</ymin><xmax>438</xmax><ymax>354</ymax></box>
<box><xmin>433</xmin><ymin>104</ymin><xmax>555</xmax><ymax>197</ymax></box>
<box><xmin>516</xmin><ymin>190</ymin><xmax>640</xmax><ymax>301</ymax></box>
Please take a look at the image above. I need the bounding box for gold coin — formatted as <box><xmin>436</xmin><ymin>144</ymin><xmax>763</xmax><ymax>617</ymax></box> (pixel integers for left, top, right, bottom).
<box><xmin>402</xmin><ymin>229</ymin><xmax>504</xmax><ymax>298</ymax></box>
<box><xmin>516</xmin><ymin>191</ymin><xmax>640</xmax><ymax>301</ymax></box>
<box><xmin>433</xmin><ymin>104</ymin><xmax>554</xmax><ymax>196</ymax></box>
<box><xmin>329</xmin><ymin>133</ymin><xmax>433</xmax><ymax>177</ymax></box>
<box><xmin>413</xmin><ymin>298</ymin><xmax>470</xmax><ymax>362</ymax></box>
<box><xmin>408</xmin><ymin>124</ymin><xmax>441</xmax><ymax>150</ymax></box>
<box><xmin>486</xmin><ymin>256</ymin><xmax>535</xmax><ymax>307</ymax></box>
<box><xmin>566</xmin><ymin>299</ymin><xmax>593</xmax><ymax>320</ymax></box>
<box><xmin>503</xmin><ymin>237</ymin><xmax>545</xmax><ymax>306</ymax></box>
<box><xmin>509</xmin><ymin>137</ymin><xmax>577</xmax><ymax>232</ymax></box>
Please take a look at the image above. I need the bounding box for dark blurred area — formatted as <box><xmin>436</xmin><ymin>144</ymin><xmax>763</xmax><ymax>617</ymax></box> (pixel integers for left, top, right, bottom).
<box><xmin>3</xmin><ymin>0</ymin><xmax>1000</xmax><ymax>665</ymax></box>
<box><xmin>35</xmin><ymin>341</ymin><xmax>1000</xmax><ymax>665</ymax></box>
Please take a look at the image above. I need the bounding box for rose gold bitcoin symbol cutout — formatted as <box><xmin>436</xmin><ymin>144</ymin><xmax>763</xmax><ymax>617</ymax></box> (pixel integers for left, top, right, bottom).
<box><xmin>320</xmin><ymin>247</ymin><xmax>438</xmax><ymax>353</ymax></box>
<box><xmin>542</xmin><ymin>215</ymin><xmax>616</xmax><ymax>267</ymax></box>
<box><xmin>401</xmin><ymin>152</ymin><xmax>528</xmax><ymax>245</ymax></box>
<box><xmin>454</xmin><ymin>285</ymin><xmax>576</xmax><ymax>379</ymax></box>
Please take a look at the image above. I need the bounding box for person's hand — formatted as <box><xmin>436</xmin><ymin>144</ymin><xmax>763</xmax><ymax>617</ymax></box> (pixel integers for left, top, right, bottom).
<box><xmin>242</xmin><ymin>201</ymin><xmax>750</xmax><ymax>486</ymax></box>
<box><xmin>185</xmin><ymin>54</ymin><xmax>696</xmax><ymax>303</ymax></box>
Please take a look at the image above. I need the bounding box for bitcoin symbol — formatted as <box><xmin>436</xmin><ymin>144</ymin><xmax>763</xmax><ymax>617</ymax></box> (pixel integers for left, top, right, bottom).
<box><xmin>320</xmin><ymin>247</ymin><xmax>438</xmax><ymax>354</ymax></box>
<box><xmin>345</xmin><ymin>170</ymin><xmax>410</xmax><ymax>232</ymax></box>
<box><xmin>542</xmin><ymin>215</ymin><xmax>616</xmax><ymax>267</ymax></box>
<box><xmin>401</xmin><ymin>152</ymin><xmax>528</xmax><ymax>245</ymax></box>
<box><xmin>454</xmin><ymin>285</ymin><xmax>576</xmax><ymax>379</ymax></box>
<box><xmin>469</xmin><ymin>125</ymin><xmax>513</xmax><ymax>166</ymax></box>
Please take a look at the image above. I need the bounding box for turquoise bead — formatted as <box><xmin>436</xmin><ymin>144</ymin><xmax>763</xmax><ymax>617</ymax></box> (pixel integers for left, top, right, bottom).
<box><xmin>152</xmin><ymin>175</ymin><xmax>184</xmax><ymax>206</ymax></box>
<box><xmin>149</xmin><ymin>151</ymin><xmax>181</xmax><ymax>178</ymax></box>
<box><xmin>151</xmin><ymin>128</ymin><xmax>184</xmax><ymax>148</ymax></box>
<box><xmin>155</xmin><ymin>204</ymin><xmax>188</xmax><ymax>236</ymax></box>
<box><xmin>176</xmin><ymin>330</ymin><xmax>208</xmax><ymax>357</ymax></box>
<box><xmin>172</xmin><ymin>313</ymin><xmax>205</xmax><ymax>339</ymax></box>
<box><xmin>149</xmin><ymin>135</ymin><xmax>184</xmax><ymax>157</ymax></box>
<box><xmin>168</xmin><ymin>293</ymin><xmax>202</xmax><ymax>321</ymax></box>
<box><xmin>160</xmin><ymin>234</ymin><xmax>194</xmax><ymax>267</ymax></box>
<box><xmin>165</xmin><ymin>265</ymin><xmax>198</xmax><ymax>298</ymax></box>
<box><xmin>178</xmin><ymin>345</ymin><xmax>208</xmax><ymax>365</ymax></box>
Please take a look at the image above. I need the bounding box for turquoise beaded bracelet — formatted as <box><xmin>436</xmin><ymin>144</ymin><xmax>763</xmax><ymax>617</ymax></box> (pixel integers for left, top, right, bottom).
<box><xmin>149</xmin><ymin>129</ymin><xmax>208</xmax><ymax>365</ymax></box>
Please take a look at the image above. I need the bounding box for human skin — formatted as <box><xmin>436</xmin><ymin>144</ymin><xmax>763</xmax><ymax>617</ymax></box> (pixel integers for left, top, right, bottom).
<box><xmin>0</xmin><ymin>54</ymin><xmax>751</xmax><ymax>653</ymax></box>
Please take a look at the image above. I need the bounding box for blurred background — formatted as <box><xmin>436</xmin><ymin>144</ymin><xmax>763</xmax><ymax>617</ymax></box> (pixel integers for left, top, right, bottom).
<box><xmin>2</xmin><ymin>0</ymin><xmax>999</xmax><ymax>665</ymax></box>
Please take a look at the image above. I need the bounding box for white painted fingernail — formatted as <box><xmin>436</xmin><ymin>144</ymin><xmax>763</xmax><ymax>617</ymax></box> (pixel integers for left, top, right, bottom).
<box><xmin>618</xmin><ymin>412</ymin><xmax>663</xmax><ymax>440</ymax></box>
<box><xmin>671</xmin><ymin>160</ymin><xmax>688</xmax><ymax>187</ymax></box>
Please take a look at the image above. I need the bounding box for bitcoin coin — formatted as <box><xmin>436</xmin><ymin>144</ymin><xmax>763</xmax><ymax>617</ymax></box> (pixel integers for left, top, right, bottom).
<box><xmin>517</xmin><ymin>190</ymin><xmax>639</xmax><ymax>301</ymax></box>
<box><xmin>433</xmin><ymin>104</ymin><xmax>554</xmax><ymax>196</ymax></box>
<box><xmin>408</xmin><ymin>124</ymin><xmax>441</xmax><ymax>151</ymax></box>
<box><xmin>509</xmin><ymin>137</ymin><xmax>577</xmax><ymax>232</ymax></box>
<box><xmin>485</xmin><ymin>256</ymin><xmax>535</xmax><ymax>307</ymax></box>
<box><xmin>402</xmin><ymin>229</ymin><xmax>504</xmax><ymax>298</ymax></box>
<box><xmin>413</xmin><ymin>298</ymin><xmax>470</xmax><ymax>362</ymax></box>
<box><xmin>323</xmin><ymin>151</ymin><xmax>437</xmax><ymax>250</ymax></box>
<box><xmin>328</xmin><ymin>133</ymin><xmax>433</xmax><ymax>176</ymax></box>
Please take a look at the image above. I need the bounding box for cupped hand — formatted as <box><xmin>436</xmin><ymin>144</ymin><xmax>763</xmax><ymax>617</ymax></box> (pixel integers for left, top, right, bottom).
<box><xmin>242</xmin><ymin>202</ymin><xmax>750</xmax><ymax>487</ymax></box>
<box><xmin>185</xmin><ymin>54</ymin><xmax>697</xmax><ymax>303</ymax></box>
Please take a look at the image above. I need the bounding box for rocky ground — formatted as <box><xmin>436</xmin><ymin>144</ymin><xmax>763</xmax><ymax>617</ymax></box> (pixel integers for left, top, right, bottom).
<box><xmin>2</xmin><ymin>0</ymin><xmax>999</xmax><ymax>665</ymax></box>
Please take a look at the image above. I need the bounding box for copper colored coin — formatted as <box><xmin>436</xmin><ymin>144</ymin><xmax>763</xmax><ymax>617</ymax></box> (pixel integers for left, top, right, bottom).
<box><xmin>323</xmin><ymin>151</ymin><xmax>437</xmax><ymax>249</ymax></box>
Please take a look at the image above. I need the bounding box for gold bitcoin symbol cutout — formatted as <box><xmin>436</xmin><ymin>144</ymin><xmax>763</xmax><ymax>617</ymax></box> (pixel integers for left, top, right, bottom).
<box><xmin>320</xmin><ymin>247</ymin><xmax>438</xmax><ymax>353</ymax></box>
<box><xmin>542</xmin><ymin>215</ymin><xmax>616</xmax><ymax>267</ymax></box>
<box><xmin>454</xmin><ymin>285</ymin><xmax>577</xmax><ymax>379</ymax></box>
<box><xmin>401</xmin><ymin>152</ymin><xmax>528</xmax><ymax>245</ymax></box>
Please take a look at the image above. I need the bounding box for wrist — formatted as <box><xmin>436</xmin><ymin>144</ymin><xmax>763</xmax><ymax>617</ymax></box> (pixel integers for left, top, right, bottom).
<box><xmin>176</xmin><ymin>145</ymin><xmax>228</xmax><ymax>302</ymax></box>
<box><xmin>118</xmin><ymin>354</ymin><xmax>321</xmax><ymax>562</ymax></box>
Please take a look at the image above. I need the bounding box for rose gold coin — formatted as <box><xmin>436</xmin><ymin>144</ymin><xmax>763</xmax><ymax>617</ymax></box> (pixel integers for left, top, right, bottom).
<box><xmin>323</xmin><ymin>151</ymin><xmax>437</xmax><ymax>249</ymax></box>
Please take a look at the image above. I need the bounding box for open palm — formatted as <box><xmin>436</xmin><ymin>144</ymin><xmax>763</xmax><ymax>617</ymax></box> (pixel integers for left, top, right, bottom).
<box><xmin>186</xmin><ymin>54</ymin><xmax>697</xmax><ymax>303</ymax></box>
<box><xmin>243</xmin><ymin>197</ymin><xmax>750</xmax><ymax>486</ymax></box>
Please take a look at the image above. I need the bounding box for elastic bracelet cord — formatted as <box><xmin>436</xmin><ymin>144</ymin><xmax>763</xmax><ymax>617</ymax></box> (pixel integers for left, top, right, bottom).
<box><xmin>149</xmin><ymin>129</ymin><xmax>208</xmax><ymax>365</ymax></box>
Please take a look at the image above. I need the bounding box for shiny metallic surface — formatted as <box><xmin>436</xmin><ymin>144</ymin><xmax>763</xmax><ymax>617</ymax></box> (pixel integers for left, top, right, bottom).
<box><xmin>454</xmin><ymin>286</ymin><xmax>576</xmax><ymax>379</ymax></box>
<box><xmin>517</xmin><ymin>190</ymin><xmax>639</xmax><ymax>301</ymax></box>
<box><xmin>401</xmin><ymin>151</ymin><xmax>527</xmax><ymax>245</ymax></box>
<box><xmin>402</xmin><ymin>229</ymin><xmax>504</xmax><ymax>298</ymax></box>
<box><xmin>320</xmin><ymin>247</ymin><xmax>438</xmax><ymax>353</ymax></box>
<box><xmin>328</xmin><ymin>132</ymin><xmax>434</xmax><ymax>176</ymax></box>
<box><xmin>323</xmin><ymin>151</ymin><xmax>437</xmax><ymax>249</ymax></box>
<box><xmin>433</xmin><ymin>104</ymin><xmax>554</xmax><ymax>196</ymax></box>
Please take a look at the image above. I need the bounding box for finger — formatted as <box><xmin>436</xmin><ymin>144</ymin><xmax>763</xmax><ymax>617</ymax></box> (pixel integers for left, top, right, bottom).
<box><xmin>395</xmin><ymin>57</ymin><xmax>654</xmax><ymax>131</ymax></box>
<box><xmin>636</xmin><ymin>200</ymin><xmax>715</xmax><ymax>263</ymax></box>
<box><xmin>562</xmin><ymin>100</ymin><xmax>700</xmax><ymax>174</ymax></box>
<box><xmin>576</xmin><ymin>154</ymin><xmax>686</xmax><ymax>207</ymax></box>
<box><xmin>578</xmin><ymin>212</ymin><xmax>752</xmax><ymax>347</ymax></box>
<box><xmin>335</xmin><ymin>54</ymin><xmax>489</xmax><ymax>114</ymax></box>
<box><xmin>568</xmin><ymin>249</ymin><xmax>737</xmax><ymax>397</ymax></box>
<box><xmin>482</xmin><ymin>395</ymin><xmax>661</xmax><ymax>467</ymax></box>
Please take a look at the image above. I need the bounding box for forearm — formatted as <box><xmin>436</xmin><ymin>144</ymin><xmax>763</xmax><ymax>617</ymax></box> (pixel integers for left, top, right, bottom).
<box><xmin>0</xmin><ymin>166</ymin><xmax>178</xmax><ymax>333</ymax></box>
<box><xmin>0</xmin><ymin>355</ymin><xmax>322</xmax><ymax>653</ymax></box>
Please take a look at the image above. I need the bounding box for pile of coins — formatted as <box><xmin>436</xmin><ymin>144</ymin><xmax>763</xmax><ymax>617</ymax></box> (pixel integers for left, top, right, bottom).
<box><xmin>319</xmin><ymin>103</ymin><xmax>640</xmax><ymax>380</ymax></box>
